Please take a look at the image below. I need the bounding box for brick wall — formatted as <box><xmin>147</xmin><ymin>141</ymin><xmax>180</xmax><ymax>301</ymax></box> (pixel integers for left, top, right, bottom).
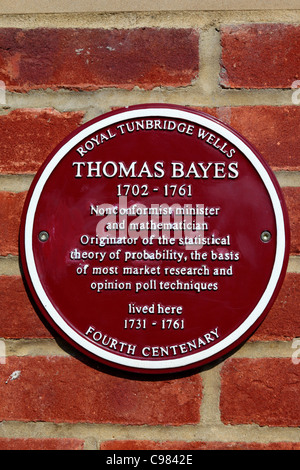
<box><xmin>0</xmin><ymin>8</ymin><xmax>299</xmax><ymax>451</ymax></box>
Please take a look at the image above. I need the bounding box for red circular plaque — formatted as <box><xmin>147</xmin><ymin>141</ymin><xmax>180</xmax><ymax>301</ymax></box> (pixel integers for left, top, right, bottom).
<box><xmin>20</xmin><ymin>105</ymin><xmax>289</xmax><ymax>374</ymax></box>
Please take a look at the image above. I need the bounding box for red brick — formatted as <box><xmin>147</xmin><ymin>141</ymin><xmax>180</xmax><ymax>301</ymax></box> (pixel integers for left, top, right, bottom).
<box><xmin>0</xmin><ymin>276</ymin><xmax>52</xmax><ymax>338</ymax></box>
<box><xmin>220</xmin><ymin>358</ymin><xmax>300</xmax><ymax>426</ymax></box>
<box><xmin>0</xmin><ymin>191</ymin><xmax>26</xmax><ymax>256</ymax></box>
<box><xmin>100</xmin><ymin>440</ymin><xmax>300</xmax><ymax>450</ymax></box>
<box><xmin>220</xmin><ymin>24</ymin><xmax>300</xmax><ymax>88</ymax></box>
<box><xmin>252</xmin><ymin>273</ymin><xmax>300</xmax><ymax>341</ymax></box>
<box><xmin>0</xmin><ymin>109</ymin><xmax>83</xmax><ymax>174</ymax></box>
<box><xmin>0</xmin><ymin>356</ymin><xmax>201</xmax><ymax>424</ymax></box>
<box><xmin>0</xmin><ymin>438</ymin><xmax>84</xmax><ymax>450</ymax></box>
<box><xmin>0</xmin><ymin>28</ymin><xmax>199</xmax><ymax>92</ymax></box>
<box><xmin>195</xmin><ymin>106</ymin><xmax>300</xmax><ymax>171</ymax></box>
<box><xmin>282</xmin><ymin>187</ymin><xmax>300</xmax><ymax>254</ymax></box>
